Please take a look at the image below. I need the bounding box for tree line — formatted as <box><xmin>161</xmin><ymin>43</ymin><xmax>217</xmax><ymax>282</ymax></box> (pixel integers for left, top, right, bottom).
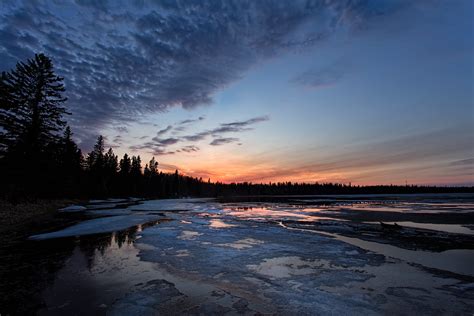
<box><xmin>1</xmin><ymin>54</ymin><xmax>472</xmax><ymax>200</ymax></box>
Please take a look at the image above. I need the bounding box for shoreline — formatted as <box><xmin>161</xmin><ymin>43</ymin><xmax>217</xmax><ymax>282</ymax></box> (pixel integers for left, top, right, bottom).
<box><xmin>0</xmin><ymin>199</ymin><xmax>88</xmax><ymax>242</ymax></box>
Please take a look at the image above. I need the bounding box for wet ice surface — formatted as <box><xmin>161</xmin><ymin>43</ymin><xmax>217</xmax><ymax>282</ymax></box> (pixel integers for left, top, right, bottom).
<box><xmin>16</xmin><ymin>194</ymin><xmax>474</xmax><ymax>314</ymax></box>
<box><xmin>29</xmin><ymin>215</ymin><xmax>162</xmax><ymax>240</ymax></box>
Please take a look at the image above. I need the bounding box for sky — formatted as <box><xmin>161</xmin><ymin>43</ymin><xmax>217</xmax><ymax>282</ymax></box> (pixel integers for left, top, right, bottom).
<box><xmin>0</xmin><ymin>0</ymin><xmax>473</xmax><ymax>185</ymax></box>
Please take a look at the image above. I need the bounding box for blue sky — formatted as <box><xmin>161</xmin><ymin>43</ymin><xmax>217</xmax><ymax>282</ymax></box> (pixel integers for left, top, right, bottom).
<box><xmin>0</xmin><ymin>0</ymin><xmax>472</xmax><ymax>184</ymax></box>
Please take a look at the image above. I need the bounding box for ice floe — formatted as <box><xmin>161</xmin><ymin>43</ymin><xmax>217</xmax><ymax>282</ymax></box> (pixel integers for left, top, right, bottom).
<box><xmin>30</xmin><ymin>215</ymin><xmax>161</xmax><ymax>240</ymax></box>
<box><xmin>247</xmin><ymin>256</ymin><xmax>334</xmax><ymax>278</ymax></box>
<box><xmin>59</xmin><ymin>205</ymin><xmax>87</xmax><ymax>212</ymax></box>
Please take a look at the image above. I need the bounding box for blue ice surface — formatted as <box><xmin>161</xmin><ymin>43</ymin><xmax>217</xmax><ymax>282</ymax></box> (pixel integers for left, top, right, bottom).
<box><xmin>29</xmin><ymin>215</ymin><xmax>161</xmax><ymax>240</ymax></box>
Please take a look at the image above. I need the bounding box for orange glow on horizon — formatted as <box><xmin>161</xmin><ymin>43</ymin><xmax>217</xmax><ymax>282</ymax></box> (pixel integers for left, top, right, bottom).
<box><xmin>155</xmin><ymin>158</ymin><xmax>472</xmax><ymax>187</ymax></box>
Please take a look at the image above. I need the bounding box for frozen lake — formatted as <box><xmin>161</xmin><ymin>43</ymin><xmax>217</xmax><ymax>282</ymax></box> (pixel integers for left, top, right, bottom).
<box><xmin>2</xmin><ymin>194</ymin><xmax>474</xmax><ymax>314</ymax></box>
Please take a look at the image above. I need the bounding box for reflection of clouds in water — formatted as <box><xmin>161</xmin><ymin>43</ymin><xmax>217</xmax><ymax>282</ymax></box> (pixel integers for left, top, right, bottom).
<box><xmin>363</xmin><ymin>221</ymin><xmax>474</xmax><ymax>235</ymax></box>
<box><xmin>352</xmin><ymin>202</ymin><xmax>474</xmax><ymax>214</ymax></box>
<box><xmin>209</xmin><ymin>219</ymin><xmax>237</xmax><ymax>228</ymax></box>
<box><xmin>175</xmin><ymin>250</ymin><xmax>191</xmax><ymax>257</ymax></box>
<box><xmin>218</xmin><ymin>238</ymin><xmax>264</xmax><ymax>250</ymax></box>
<box><xmin>178</xmin><ymin>231</ymin><xmax>203</xmax><ymax>240</ymax></box>
<box><xmin>223</xmin><ymin>207</ymin><xmax>345</xmax><ymax>222</ymax></box>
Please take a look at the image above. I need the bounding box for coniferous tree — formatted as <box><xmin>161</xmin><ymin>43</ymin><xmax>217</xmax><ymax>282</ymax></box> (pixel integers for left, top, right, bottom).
<box><xmin>130</xmin><ymin>155</ymin><xmax>142</xmax><ymax>194</ymax></box>
<box><xmin>118</xmin><ymin>153</ymin><xmax>132</xmax><ymax>195</ymax></box>
<box><xmin>86</xmin><ymin>135</ymin><xmax>107</xmax><ymax>195</ymax></box>
<box><xmin>0</xmin><ymin>54</ymin><xmax>69</xmax><ymax>196</ymax></box>
<box><xmin>61</xmin><ymin>126</ymin><xmax>82</xmax><ymax>172</ymax></box>
<box><xmin>87</xmin><ymin>135</ymin><xmax>105</xmax><ymax>173</ymax></box>
<box><xmin>57</xmin><ymin>126</ymin><xmax>83</xmax><ymax>195</ymax></box>
<box><xmin>148</xmin><ymin>157</ymin><xmax>158</xmax><ymax>176</ymax></box>
<box><xmin>0</xmin><ymin>71</ymin><xmax>16</xmax><ymax>155</ymax></box>
<box><xmin>131</xmin><ymin>156</ymin><xmax>142</xmax><ymax>177</ymax></box>
<box><xmin>0</xmin><ymin>54</ymin><xmax>68</xmax><ymax>155</ymax></box>
<box><xmin>143</xmin><ymin>164</ymin><xmax>151</xmax><ymax>178</ymax></box>
<box><xmin>104</xmin><ymin>148</ymin><xmax>118</xmax><ymax>176</ymax></box>
<box><xmin>119</xmin><ymin>153</ymin><xmax>131</xmax><ymax>176</ymax></box>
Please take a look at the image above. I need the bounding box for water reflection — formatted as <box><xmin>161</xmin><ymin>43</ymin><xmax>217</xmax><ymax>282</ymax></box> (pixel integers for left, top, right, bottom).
<box><xmin>223</xmin><ymin>206</ymin><xmax>345</xmax><ymax>222</ymax></box>
<box><xmin>209</xmin><ymin>219</ymin><xmax>237</xmax><ymax>228</ymax></box>
<box><xmin>278</xmin><ymin>222</ymin><xmax>474</xmax><ymax>277</ymax></box>
<box><xmin>0</xmin><ymin>221</ymin><xmax>161</xmax><ymax>315</ymax></box>
<box><xmin>364</xmin><ymin>221</ymin><xmax>474</xmax><ymax>235</ymax></box>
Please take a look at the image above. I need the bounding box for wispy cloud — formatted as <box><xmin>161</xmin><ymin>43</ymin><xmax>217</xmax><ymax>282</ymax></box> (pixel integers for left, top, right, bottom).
<box><xmin>130</xmin><ymin>115</ymin><xmax>268</xmax><ymax>155</ymax></box>
<box><xmin>183</xmin><ymin>116</ymin><xmax>269</xmax><ymax>142</ymax></box>
<box><xmin>113</xmin><ymin>126</ymin><xmax>129</xmax><ymax>133</ymax></box>
<box><xmin>210</xmin><ymin>137</ymin><xmax>240</xmax><ymax>146</ymax></box>
<box><xmin>177</xmin><ymin>145</ymin><xmax>200</xmax><ymax>153</ymax></box>
<box><xmin>179</xmin><ymin>116</ymin><xmax>205</xmax><ymax>125</ymax></box>
<box><xmin>292</xmin><ymin>59</ymin><xmax>351</xmax><ymax>89</ymax></box>
<box><xmin>156</xmin><ymin>125</ymin><xmax>173</xmax><ymax>137</ymax></box>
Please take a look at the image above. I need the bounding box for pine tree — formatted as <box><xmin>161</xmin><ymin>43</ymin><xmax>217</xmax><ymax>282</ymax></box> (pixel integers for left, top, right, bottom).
<box><xmin>57</xmin><ymin>126</ymin><xmax>83</xmax><ymax>195</ymax></box>
<box><xmin>0</xmin><ymin>54</ymin><xmax>69</xmax><ymax>196</ymax></box>
<box><xmin>143</xmin><ymin>164</ymin><xmax>150</xmax><ymax>178</ymax></box>
<box><xmin>148</xmin><ymin>157</ymin><xmax>158</xmax><ymax>176</ymax></box>
<box><xmin>85</xmin><ymin>135</ymin><xmax>107</xmax><ymax>195</ymax></box>
<box><xmin>119</xmin><ymin>153</ymin><xmax>131</xmax><ymax>176</ymax></box>
<box><xmin>131</xmin><ymin>155</ymin><xmax>142</xmax><ymax>177</ymax></box>
<box><xmin>61</xmin><ymin>126</ymin><xmax>82</xmax><ymax>171</ymax></box>
<box><xmin>104</xmin><ymin>147</ymin><xmax>118</xmax><ymax>176</ymax></box>
<box><xmin>87</xmin><ymin>135</ymin><xmax>105</xmax><ymax>173</ymax></box>
<box><xmin>0</xmin><ymin>53</ymin><xmax>69</xmax><ymax>155</ymax></box>
<box><xmin>0</xmin><ymin>71</ymin><xmax>16</xmax><ymax>155</ymax></box>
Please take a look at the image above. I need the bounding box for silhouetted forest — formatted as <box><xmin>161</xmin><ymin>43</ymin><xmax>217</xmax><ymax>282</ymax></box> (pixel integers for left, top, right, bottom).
<box><xmin>1</xmin><ymin>54</ymin><xmax>473</xmax><ymax>200</ymax></box>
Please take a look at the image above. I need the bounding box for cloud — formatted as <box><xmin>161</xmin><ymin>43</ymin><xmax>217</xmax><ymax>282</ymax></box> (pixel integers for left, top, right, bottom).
<box><xmin>150</xmin><ymin>148</ymin><xmax>175</xmax><ymax>156</ymax></box>
<box><xmin>448</xmin><ymin>158</ymin><xmax>474</xmax><ymax>167</ymax></box>
<box><xmin>183</xmin><ymin>115</ymin><xmax>269</xmax><ymax>142</ymax></box>
<box><xmin>177</xmin><ymin>145</ymin><xmax>200</xmax><ymax>153</ymax></box>
<box><xmin>173</xmin><ymin>116</ymin><xmax>206</xmax><ymax>133</ymax></box>
<box><xmin>0</xmin><ymin>0</ymin><xmax>406</xmax><ymax>147</ymax></box>
<box><xmin>292</xmin><ymin>59</ymin><xmax>350</xmax><ymax>89</ymax></box>
<box><xmin>156</xmin><ymin>125</ymin><xmax>173</xmax><ymax>136</ymax></box>
<box><xmin>210</xmin><ymin>138</ymin><xmax>240</xmax><ymax>146</ymax></box>
<box><xmin>179</xmin><ymin>116</ymin><xmax>205</xmax><ymax>125</ymax></box>
<box><xmin>129</xmin><ymin>115</ymin><xmax>268</xmax><ymax>154</ymax></box>
<box><xmin>113</xmin><ymin>135</ymin><xmax>123</xmax><ymax>144</ymax></box>
<box><xmin>114</xmin><ymin>126</ymin><xmax>129</xmax><ymax>133</ymax></box>
<box><xmin>150</xmin><ymin>137</ymin><xmax>180</xmax><ymax>146</ymax></box>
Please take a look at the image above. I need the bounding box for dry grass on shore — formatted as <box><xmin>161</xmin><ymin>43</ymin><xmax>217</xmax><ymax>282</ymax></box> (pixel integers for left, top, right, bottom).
<box><xmin>0</xmin><ymin>199</ymin><xmax>84</xmax><ymax>235</ymax></box>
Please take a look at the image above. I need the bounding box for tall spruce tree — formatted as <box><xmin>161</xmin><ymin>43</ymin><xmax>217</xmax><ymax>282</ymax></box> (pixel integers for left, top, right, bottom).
<box><xmin>119</xmin><ymin>153</ymin><xmax>131</xmax><ymax>176</ymax></box>
<box><xmin>0</xmin><ymin>54</ymin><xmax>69</xmax><ymax>196</ymax></box>
<box><xmin>148</xmin><ymin>157</ymin><xmax>158</xmax><ymax>176</ymax></box>
<box><xmin>87</xmin><ymin>135</ymin><xmax>105</xmax><ymax>173</ymax></box>
<box><xmin>0</xmin><ymin>53</ymin><xmax>68</xmax><ymax>155</ymax></box>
